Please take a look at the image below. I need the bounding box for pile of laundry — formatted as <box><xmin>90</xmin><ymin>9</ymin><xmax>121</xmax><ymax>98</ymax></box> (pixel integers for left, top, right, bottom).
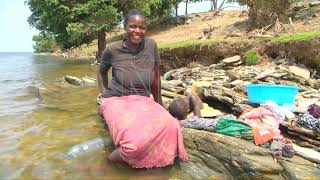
<box><xmin>180</xmin><ymin>101</ymin><xmax>306</xmax><ymax>159</ymax></box>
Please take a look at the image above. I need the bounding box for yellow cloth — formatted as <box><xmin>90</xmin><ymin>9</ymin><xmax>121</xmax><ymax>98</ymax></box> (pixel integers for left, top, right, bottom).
<box><xmin>188</xmin><ymin>103</ymin><xmax>223</xmax><ymax>118</ymax></box>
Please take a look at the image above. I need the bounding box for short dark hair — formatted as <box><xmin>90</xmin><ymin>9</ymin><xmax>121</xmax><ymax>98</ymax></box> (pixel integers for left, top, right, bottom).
<box><xmin>123</xmin><ymin>9</ymin><xmax>145</xmax><ymax>28</ymax></box>
<box><xmin>168</xmin><ymin>97</ymin><xmax>189</xmax><ymax>120</ymax></box>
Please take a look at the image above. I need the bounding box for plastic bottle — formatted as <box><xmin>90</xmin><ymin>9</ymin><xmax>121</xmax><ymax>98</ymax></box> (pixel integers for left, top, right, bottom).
<box><xmin>64</xmin><ymin>137</ymin><xmax>111</xmax><ymax>158</ymax></box>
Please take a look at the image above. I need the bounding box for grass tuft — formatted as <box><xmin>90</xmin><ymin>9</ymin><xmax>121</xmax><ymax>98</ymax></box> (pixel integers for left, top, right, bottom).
<box><xmin>272</xmin><ymin>32</ymin><xmax>320</xmax><ymax>42</ymax></box>
<box><xmin>245</xmin><ymin>49</ymin><xmax>259</xmax><ymax>65</ymax></box>
<box><xmin>158</xmin><ymin>39</ymin><xmax>217</xmax><ymax>50</ymax></box>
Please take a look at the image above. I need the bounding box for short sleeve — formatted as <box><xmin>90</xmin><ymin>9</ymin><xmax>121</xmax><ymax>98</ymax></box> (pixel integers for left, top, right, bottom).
<box><xmin>101</xmin><ymin>46</ymin><xmax>112</xmax><ymax>67</ymax></box>
<box><xmin>154</xmin><ymin>41</ymin><xmax>161</xmax><ymax>67</ymax></box>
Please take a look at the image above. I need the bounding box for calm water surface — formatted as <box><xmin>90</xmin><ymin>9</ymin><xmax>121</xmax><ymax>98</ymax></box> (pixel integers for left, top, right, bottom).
<box><xmin>0</xmin><ymin>53</ymin><xmax>179</xmax><ymax>179</ymax></box>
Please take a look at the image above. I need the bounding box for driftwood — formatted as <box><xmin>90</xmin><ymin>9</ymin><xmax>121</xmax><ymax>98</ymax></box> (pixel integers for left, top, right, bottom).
<box><xmin>202</xmin><ymin>85</ymin><xmax>251</xmax><ymax>114</ymax></box>
<box><xmin>282</xmin><ymin>122</ymin><xmax>317</xmax><ymax>138</ymax></box>
<box><xmin>288</xmin><ymin>131</ymin><xmax>320</xmax><ymax>147</ymax></box>
<box><xmin>161</xmin><ymin>89</ymin><xmax>185</xmax><ymax>99</ymax></box>
<box><xmin>161</xmin><ymin>80</ymin><xmax>185</xmax><ymax>94</ymax></box>
<box><xmin>293</xmin><ymin>144</ymin><xmax>320</xmax><ymax>164</ymax></box>
<box><xmin>163</xmin><ymin>69</ymin><xmax>178</xmax><ymax>80</ymax></box>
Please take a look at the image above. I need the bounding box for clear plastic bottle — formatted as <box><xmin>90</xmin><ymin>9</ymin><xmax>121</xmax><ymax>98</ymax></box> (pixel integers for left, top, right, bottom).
<box><xmin>64</xmin><ymin>137</ymin><xmax>111</xmax><ymax>158</ymax></box>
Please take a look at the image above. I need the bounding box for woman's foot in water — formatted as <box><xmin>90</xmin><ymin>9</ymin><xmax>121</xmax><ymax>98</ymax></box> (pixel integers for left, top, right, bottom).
<box><xmin>108</xmin><ymin>148</ymin><xmax>124</xmax><ymax>163</ymax></box>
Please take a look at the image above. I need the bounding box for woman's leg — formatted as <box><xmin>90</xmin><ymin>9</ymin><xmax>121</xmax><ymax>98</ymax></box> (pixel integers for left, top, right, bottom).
<box><xmin>108</xmin><ymin>148</ymin><xmax>124</xmax><ymax>162</ymax></box>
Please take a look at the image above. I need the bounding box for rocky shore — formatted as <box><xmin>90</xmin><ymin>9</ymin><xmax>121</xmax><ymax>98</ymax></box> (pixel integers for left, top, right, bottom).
<box><xmin>61</xmin><ymin>52</ymin><xmax>320</xmax><ymax>179</ymax></box>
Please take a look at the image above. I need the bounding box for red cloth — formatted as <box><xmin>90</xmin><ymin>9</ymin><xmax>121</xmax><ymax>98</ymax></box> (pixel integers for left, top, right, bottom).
<box><xmin>100</xmin><ymin>95</ymin><xmax>188</xmax><ymax>168</ymax></box>
<box><xmin>239</xmin><ymin>107</ymin><xmax>282</xmax><ymax>145</ymax></box>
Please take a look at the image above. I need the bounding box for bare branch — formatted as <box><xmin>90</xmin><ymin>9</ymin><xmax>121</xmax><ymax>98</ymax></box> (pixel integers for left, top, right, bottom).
<box><xmin>218</xmin><ymin>0</ymin><xmax>226</xmax><ymax>10</ymax></box>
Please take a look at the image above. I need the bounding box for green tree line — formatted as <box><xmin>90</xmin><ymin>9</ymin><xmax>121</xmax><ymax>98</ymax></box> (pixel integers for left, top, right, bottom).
<box><xmin>27</xmin><ymin>0</ymin><xmax>294</xmax><ymax>56</ymax></box>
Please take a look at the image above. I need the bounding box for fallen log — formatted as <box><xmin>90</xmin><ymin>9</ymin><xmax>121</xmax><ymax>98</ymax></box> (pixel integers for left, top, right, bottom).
<box><xmin>293</xmin><ymin>144</ymin><xmax>320</xmax><ymax>164</ymax></box>
<box><xmin>161</xmin><ymin>89</ymin><xmax>185</xmax><ymax>99</ymax></box>
<box><xmin>287</xmin><ymin>131</ymin><xmax>320</xmax><ymax>147</ymax></box>
<box><xmin>161</xmin><ymin>81</ymin><xmax>185</xmax><ymax>94</ymax></box>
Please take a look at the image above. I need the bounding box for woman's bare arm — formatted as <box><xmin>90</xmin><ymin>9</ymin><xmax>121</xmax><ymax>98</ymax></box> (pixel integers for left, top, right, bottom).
<box><xmin>97</xmin><ymin>63</ymin><xmax>111</xmax><ymax>97</ymax></box>
<box><xmin>151</xmin><ymin>65</ymin><xmax>163</xmax><ymax>106</ymax></box>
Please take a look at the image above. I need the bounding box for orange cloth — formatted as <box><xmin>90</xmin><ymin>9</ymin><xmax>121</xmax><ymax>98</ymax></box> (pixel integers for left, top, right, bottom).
<box><xmin>239</xmin><ymin>107</ymin><xmax>282</xmax><ymax>145</ymax></box>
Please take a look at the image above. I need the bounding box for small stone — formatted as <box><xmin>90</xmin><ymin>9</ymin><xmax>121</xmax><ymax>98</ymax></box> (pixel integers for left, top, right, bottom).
<box><xmin>233</xmin><ymin>85</ymin><xmax>247</xmax><ymax>95</ymax></box>
<box><xmin>186</xmin><ymin>19</ymin><xmax>192</xmax><ymax>24</ymax></box>
<box><xmin>255</xmin><ymin>70</ymin><xmax>276</xmax><ymax>80</ymax></box>
<box><xmin>222</xmin><ymin>55</ymin><xmax>241</xmax><ymax>64</ymax></box>
<box><xmin>194</xmin><ymin>81</ymin><xmax>212</xmax><ymax>88</ymax></box>
<box><xmin>225</xmin><ymin>70</ymin><xmax>240</xmax><ymax>81</ymax></box>
<box><xmin>310</xmin><ymin>1</ymin><xmax>320</xmax><ymax>7</ymax></box>
<box><xmin>222</xmin><ymin>83</ymin><xmax>232</xmax><ymax>88</ymax></box>
<box><xmin>167</xmin><ymin>79</ymin><xmax>183</xmax><ymax>86</ymax></box>
<box><xmin>289</xmin><ymin>66</ymin><xmax>311</xmax><ymax>79</ymax></box>
<box><xmin>231</xmin><ymin>80</ymin><xmax>244</xmax><ymax>86</ymax></box>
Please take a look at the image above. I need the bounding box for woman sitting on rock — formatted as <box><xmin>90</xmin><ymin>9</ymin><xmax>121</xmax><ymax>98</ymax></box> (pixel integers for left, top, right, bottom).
<box><xmin>97</xmin><ymin>9</ymin><xmax>188</xmax><ymax>168</ymax></box>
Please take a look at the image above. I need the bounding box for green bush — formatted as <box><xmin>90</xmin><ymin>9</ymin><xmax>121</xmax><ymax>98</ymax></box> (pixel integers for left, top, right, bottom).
<box><xmin>228</xmin><ymin>0</ymin><xmax>293</xmax><ymax>28</ymax></box>
<box><xmin>32</xmin><ymin>34</ymin><xmax>58</xmax><ymax>53</ymax></box>
<box><xmin>245</xmin><ymin>49</ymin><xmax>259</xmax><ymax>65</ymax></box>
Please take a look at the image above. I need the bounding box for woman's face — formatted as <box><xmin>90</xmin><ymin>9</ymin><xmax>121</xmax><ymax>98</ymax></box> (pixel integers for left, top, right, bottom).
<box><xmin>125</xmin><ymin>15</ymin><xmax>146</xmax><ymax>47</ymax></box>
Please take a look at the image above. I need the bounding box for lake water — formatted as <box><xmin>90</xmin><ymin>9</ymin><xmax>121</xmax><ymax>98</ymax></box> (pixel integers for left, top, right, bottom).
<box><xmin>0</xmin><ymin>53</ymin><xmax>179</xmax><ymax>179</ymax></box>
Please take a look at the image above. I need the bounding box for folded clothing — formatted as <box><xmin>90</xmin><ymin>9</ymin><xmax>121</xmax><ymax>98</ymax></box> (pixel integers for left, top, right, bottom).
<box><xmin>215</xmin><ymin>115</ymin><xmax>253</xmax><ymax>141</ymax></box>
<box><xmin>180</xmin><ymin>116</ymin><xmax>218</xmax><ymax>131</ymax></box>
<box><xmin>298</xmin><ymin>113</ymin><xmax>320</xmax><ymax>129</ymax></box>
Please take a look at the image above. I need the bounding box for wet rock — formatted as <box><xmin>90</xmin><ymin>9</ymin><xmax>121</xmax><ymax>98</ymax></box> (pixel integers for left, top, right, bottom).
<box><xmin>82</xmin><ymin>77</ymin><xmax>96</xmax><ymax>86</ymax></box>
<box><xmin>179</xmin><ymin>161</ymin><xmax>228</xmax><ymax>180</ymax></box>
<box><xmin>64</xmin><ymin>76</ymin><xmax>84</xmax><ymax>86</ymax></box>
<box><xmin>182</xmin><ymin>128</ymin><xmax>283</xmax><ymax>179</ymax></box>
<box><xmin>289</xmin><ymin>66</ymin><xmax>311</xmax><ymax>80</ymax></box>
<box><xmin>255</xmin><ymin>69</ymin><xmax>276</xmax><ymax>80</ymax></box>
<box><xmin>64</xmin><ymin>76</ymin><xmax>96</xmax><ymax>86</ymax></box>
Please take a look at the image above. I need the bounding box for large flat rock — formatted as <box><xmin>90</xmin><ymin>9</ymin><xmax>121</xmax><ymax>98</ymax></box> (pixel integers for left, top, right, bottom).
<box><xmin>280</xmin><ymin>157</ymin><xmax>320</xmax><ymax>180</ymax></box>
<box><xmin>182</xmin><ymin>128</ymin><xmax>283</xmax><ymax>179</ymax></box>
